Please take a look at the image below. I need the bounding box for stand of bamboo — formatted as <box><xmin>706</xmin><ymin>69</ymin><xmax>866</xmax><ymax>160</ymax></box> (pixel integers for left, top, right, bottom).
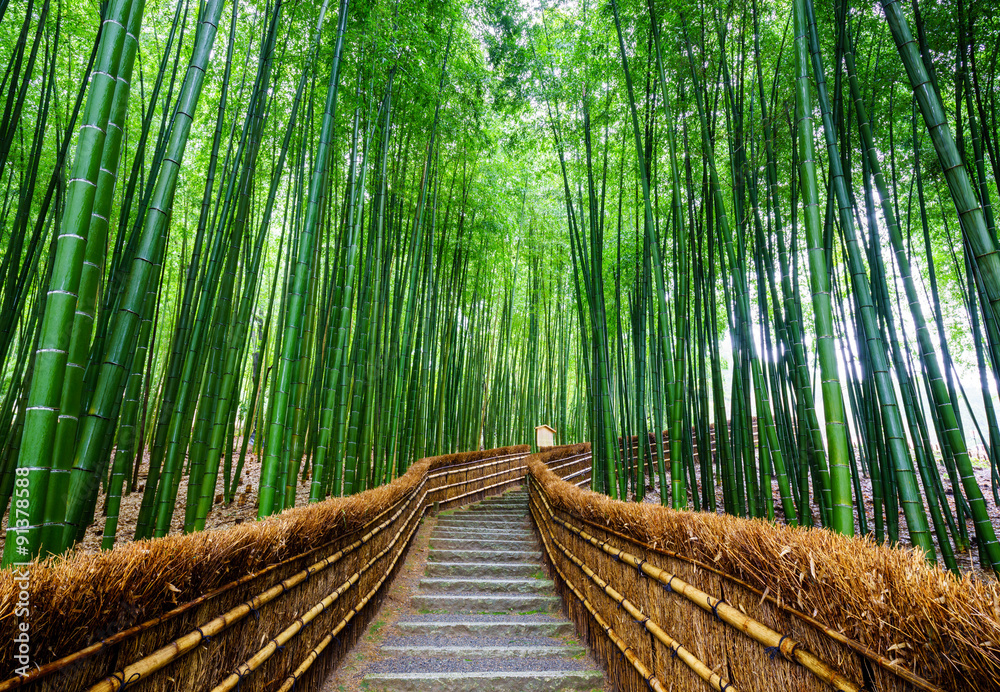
<box><xmin>0</xmin><ymin>445</ymin><xmax>530</xmax><ymax>692</ymax></box>
<box><xmin>533</xmin><ymin>446</ymin><xmax>996</xmax><ymax>691</ymax></box>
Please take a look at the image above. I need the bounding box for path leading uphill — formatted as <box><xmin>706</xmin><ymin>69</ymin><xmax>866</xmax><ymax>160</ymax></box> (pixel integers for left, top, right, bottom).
<box><xmin>324</xmin><ymin>488</ymin><xmax>605</xmax><ymax>691</ymax></box>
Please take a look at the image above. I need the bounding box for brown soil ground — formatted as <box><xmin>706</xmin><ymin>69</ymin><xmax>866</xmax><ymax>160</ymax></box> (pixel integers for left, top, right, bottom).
<box><xmin>0</xmin><ymin>439</ymin><xmax>314</xmax><ymax>553</ymax></box>
<box><xmin>635</xmin><ymin>453</ymin><xmax>1000</xmax><ymax>580</ymax></box>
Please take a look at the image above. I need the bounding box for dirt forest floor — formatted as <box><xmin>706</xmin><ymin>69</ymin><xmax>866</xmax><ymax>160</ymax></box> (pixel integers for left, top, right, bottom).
<box><xmin>636</xmin><ymin>456</ymin><xmax>1000</xmax><ymax>580</ymax></box>
<box><xmin>0</xmin><ymin>440</ymin><xmax>311</xmax><ymax>553</ymax></box>
<box><xmin>4</xmin><ymin>441</ymin><xmax>999</xmax><ymax>582</ymax></box>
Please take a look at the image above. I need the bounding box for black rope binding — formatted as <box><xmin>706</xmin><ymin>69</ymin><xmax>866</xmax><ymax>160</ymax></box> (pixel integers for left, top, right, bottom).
<box><xmin>116</xmin><ymin>671</ymin><xmax>141</xmax><ymax>691</ymax></box>
<box><xmin>195</xmin><ymin>627</ymin><xmax>213</xmax><ymax>644</ymax></box>
<box><xmin>247</xmin><ymin>601</ymin><xmax>261</xmax><ymax>621</ymax></box>
<box><xmin>636</xmin><ymin>558</ymin><xmax>648</xmax><ymax>577</ymax></box>
<box><xmin>765</xmin><ymin>634</ymin><xmax>791</xmax><ymax>660</ymax></box>
<box><xmin>234</xmin><ymin>667</ymin><xmax>249</xmax><ymax>692</ymax></box>
<box><xmin>710</xmin><ymin>598</ymin><xmax>727</xmax><ymax>621</ymax></box>
<box><xmin>664</xmin><ymin>575</ymin><xmax>676</xmax><ymax>593</ymax></box>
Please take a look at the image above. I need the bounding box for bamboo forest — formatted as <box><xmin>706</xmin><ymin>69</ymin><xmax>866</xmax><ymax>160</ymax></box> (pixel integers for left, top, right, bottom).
<box><xmin>2</xmin><ymin>0</ymin><xmax>1000</xmax><ymax>581</ymax></box>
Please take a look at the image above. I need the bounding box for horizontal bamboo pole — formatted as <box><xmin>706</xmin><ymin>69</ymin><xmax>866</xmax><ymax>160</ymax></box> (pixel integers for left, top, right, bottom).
<box><xmin>429</xmin><ymin>462</ymin><xmax>527</xmax><ymax>495</ymax></box>
<box><xmin>563</xmin><ymin>466</ymin><xmax>590</xmax><ymax>482</ymax></box>
<box><xmin>529</xmin><ymin>476</ymin><xmax>862</xmax><ymax>692</ymax></box>
<box><xmin>0</xmin><ymin>481</ymin><xmax>421</xmax><ymax>692</ymax></box>
<box><xmin>428</xmin><ymin>451</ymin><xmax>528</xmax><ymax>478</ymax></box>
<box><xmin>211</xmin><ymin>485</ymin><xmax>427</xmax><ymax>692</ymax></box>
<box><xmin>530</xmin><ymin>493</ymin><xmax>735</xmax><ymax>691</ymax></box>
<box><xmin>274</xmin><ymin>492</ymin><xmax>427</xmax><ymax>692</ymax></box>
<box><xmin>87</xmin><ymin>482</ymin><xmax>429</xmax><ymax>692</ymax></box>
<box><xmin>529</xmin><ymin>491</ymin><xmax>667</xmax><ymax>692</ymax></box>
<box><xmin>538</xmin><ymin>461</ymin><xmax>945</xmax><ymax>692</ymax></box>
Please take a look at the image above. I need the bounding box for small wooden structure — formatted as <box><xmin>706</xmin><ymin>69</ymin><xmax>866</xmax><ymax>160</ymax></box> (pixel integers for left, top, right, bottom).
<box><xmin>535</xmin><ymin>424</ymin><xmax>556</xmax><ymax>448</ymax></box>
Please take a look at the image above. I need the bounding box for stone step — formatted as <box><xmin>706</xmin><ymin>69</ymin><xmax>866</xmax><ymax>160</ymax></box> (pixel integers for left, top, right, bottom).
<box><xmin>431</xmin><ymin>529</ymin><xmax>533</xmax><ymax>540</ymax></box>
<box><xmin>411</xmin><ymin>592</ymin><xmax>560</xmax><ymax>613</ymax></box>
<box><xmin>419</xmin><ymin>577</ymin><xmax>553</xmax><ymax>594</ymax></box>
<box><xmin>439</xmin><ymin>510</ymin><xmax>528</xmax><ymax>518</ymax></box>
<box><xmin>395</xmin><ymin>618</ymin><xmax>575</xmax><ymax>637</ymax></box>
<box><xmin>435</xmin><ymin>516</ymin><xmax>529</xmax><ymax>525</ymax></box>
<box><xmin>362</xmin><ymin>669</ymin><xmax>603</xmax><ymax>691</ymax></box>
<box><xmin>379</xmin><ymin>644</ymin><xmax>585</xmax><ymax>659</ymax></box>
<box><xmin>436</xmin><ymin>518</ymin><xmax>530</xmax><ymax>529</ymax></box>
<box><xmin>429</xmin><ymin>538</ymin><xmax>536</xmax><ymax>551</ymax></box>
<box><xmin>427</xmin><ymin>548</ymin><xmax>541</xmax><ymax>563</ymax></box>
<box><xmin>355</xmin><ymin>490</ymin><xmax>602</xmax><ymax>692</ymax></box>
<box><xmin>425</xmin><ymin>562</ymin><xmax>541</xmax><ymax>578</ymax></box>
<box><xmin>470</xmin><ymin>501</ymin><xmax>527</xmax><ymax>508</ymax></box>
<box><xmin>440</xmin><ymin>516</ymin><xmax>529</xmax><ymax>524</ymax></box>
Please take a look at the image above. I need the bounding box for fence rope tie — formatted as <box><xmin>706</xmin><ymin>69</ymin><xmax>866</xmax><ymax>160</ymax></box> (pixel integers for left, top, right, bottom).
<box><xmin>273</xmin><ymin>641</ymin><xmax>285</xmax><ymax>653</ymax></box>
<box><xmin>115</xmin><ymin>672</ymin><xmax>141</xmax><ymax>691</ymax></box>
<box><xmin>670</xmin><ymin>644</ymin><xmax>680</xmax><ymax>659</ymax></box>
<box><xmin>234</xmin><ymin>668</ymin><xmax>249</xmax><ymax>692</ymax></box>
<box><xmin>247</xmin><ymin>601</ymin><xmax>261</xmax><ymax>621</ymax></box>
<box><xmin>195</xmin><ymin>627</ymin><xmax>213</xmax><ymax>644</ymax></box>
<box><xmin>664</xmin><ymin>574</ymin><xmax>676</xmax><ymax>593</ymax></box>
<box><xmin>766</xmin><ymin>634</ymin><xmax>791</xmax><ymax>660</ymax></box>
<box><xmin>710</xmin><ymin>598</ymin><xmax>727</xmax><ymax>621</ymax></box>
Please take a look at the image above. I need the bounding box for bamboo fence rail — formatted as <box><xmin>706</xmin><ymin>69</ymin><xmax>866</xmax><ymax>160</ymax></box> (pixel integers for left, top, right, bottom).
<box><xmin>0</xmin><ymin>445</ymin><xmax>530</xmax><ymax>692</ymax></box>
<box><xmin>534</xmin><ymin>445</ymin><xmax>995</xmax><ymax>691</ymax></box>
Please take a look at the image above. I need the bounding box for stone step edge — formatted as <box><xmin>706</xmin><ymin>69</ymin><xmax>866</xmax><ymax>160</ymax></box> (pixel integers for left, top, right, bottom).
<box><xmin>379</xmin><ymin>645</ymin><xmax>584</xmax><ymax>657</ymax></box>
<box><xmin>361</xmin><ymin>670</ymin><xmax>604</xmax><ymax>687</ymax></box>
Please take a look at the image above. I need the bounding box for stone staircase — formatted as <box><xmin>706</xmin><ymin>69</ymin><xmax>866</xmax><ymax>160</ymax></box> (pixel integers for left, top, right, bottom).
<box><xmin>361</xmin><ymin>489</ymin><xmax>605</xmax><ymax>691</ymax></box>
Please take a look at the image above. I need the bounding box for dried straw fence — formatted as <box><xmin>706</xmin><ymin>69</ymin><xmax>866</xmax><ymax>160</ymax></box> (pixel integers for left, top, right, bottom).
<box><xmin>0</xmin><ymin>445</ymin><xmax>529</xmax><ymax>692</ymax></box>
<box><xmin>533</xmin><ymin>444</ymin><xmax>1000</xmax><ymax>692</ymax></box>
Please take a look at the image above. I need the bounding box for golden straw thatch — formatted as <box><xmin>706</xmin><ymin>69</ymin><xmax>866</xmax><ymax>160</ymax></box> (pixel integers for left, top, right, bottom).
<box><xmin>0</xmin><ymin>444</ymin><xmax>529</xmax><ymax>692</ymax></box>
<box><xmin>531</xmin><ymin>447</ymin><xmax>1000</xmax><ymax>691</ymax></box>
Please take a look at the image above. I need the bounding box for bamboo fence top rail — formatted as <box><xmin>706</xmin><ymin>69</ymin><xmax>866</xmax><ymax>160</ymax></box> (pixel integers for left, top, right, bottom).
<box><xmin>0</xmin><ymin>445</ymin><xmax>530</xmax><ymax>691</ymax></box>
<box><xmin>531</xmin><ymin>449</ymin><xmax>1000</xmax><ymax>691</ymax></box>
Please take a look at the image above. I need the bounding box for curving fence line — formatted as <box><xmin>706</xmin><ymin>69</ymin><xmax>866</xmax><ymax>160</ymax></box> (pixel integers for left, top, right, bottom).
<box><xmin>531</xmin><ymin>444</ymin><xmax>1000</xmax><ymax>692</ymax></box>
<box><xmin>0</xmin><ymin>445</ymin><xmax>530</xmax><ymax>692</ymax></box>
<box><xmin>5</xmin><ymin>441</ymin><xmax>999</xmax><ymax>692</ymax></box>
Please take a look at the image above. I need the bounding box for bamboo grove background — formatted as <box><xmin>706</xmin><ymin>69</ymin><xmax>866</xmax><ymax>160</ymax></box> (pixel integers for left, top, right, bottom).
<box><xmin>0</xmin><ymin>0</ymin><xmax>586</xmax><ymax>565</ymax></box>
<box><xmin>530</xmin><ymin>0</ymin><xmax>1000</xmax><ymax>578</ymax></box>
<box><xmin>3</xmin><ymin>0</ymin><xmax>1000</xmax><ymax>579</ymax></box>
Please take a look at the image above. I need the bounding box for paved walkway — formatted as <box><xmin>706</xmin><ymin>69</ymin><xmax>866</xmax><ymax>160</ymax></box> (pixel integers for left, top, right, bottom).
<box><xmin>327</xmin><ymin>488</ymin><xmax>605</xmax><ymax>691</ymax></box>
